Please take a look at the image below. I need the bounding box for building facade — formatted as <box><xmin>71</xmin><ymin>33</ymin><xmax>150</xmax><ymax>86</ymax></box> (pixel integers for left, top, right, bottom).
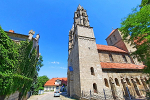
<box><xmin>67</xmin><ymin>5</ymin><xmax>148</xmax><ymax>99</ymax></box>
<box><xmin>6</xmin><ymin>30</ymin><xmax>40</xmax><ymax>56</ymax></box>
<box><xmin>44</xmin><ymin>78</ymin><xmax>67</xmax><ymax>92</ymax></box>
<box><xmin>3</xmin><ymin>30</ymin><xmax>40</xmax><ymax>100</ymax></box>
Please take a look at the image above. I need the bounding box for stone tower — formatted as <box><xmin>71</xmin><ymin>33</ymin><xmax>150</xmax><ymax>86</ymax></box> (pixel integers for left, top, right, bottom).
<box><xmin>67</xmin><ymin>5</ymin><xmax>104</xmax><ymax>98</ymax></box>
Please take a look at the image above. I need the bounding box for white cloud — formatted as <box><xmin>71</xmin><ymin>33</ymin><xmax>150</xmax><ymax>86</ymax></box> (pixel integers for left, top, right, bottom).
<box><xmin>60</xmin><ymin>67</ymin><xmax>67</xmax><ymax>69</ymax></box>
<box><xmin>49</xmin><ymin>61</ymin><xmax>60</xmax><ymax>64</ymax></box>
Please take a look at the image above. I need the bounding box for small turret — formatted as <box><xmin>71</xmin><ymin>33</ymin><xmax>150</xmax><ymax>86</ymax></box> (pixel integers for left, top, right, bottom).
<box><xmin>35</xmin><ymin>34</ymin><xmax>40</xmax><ymax>41</ymax></box>
<box><xmin>28</xmin><ymin>30</ymin><xmax>35</xmax><ymax>40</ymax></box>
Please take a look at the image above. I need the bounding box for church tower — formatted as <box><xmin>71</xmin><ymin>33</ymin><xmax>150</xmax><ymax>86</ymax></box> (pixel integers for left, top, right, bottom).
<box><xmin>67</xmin><ymin>5</ymin><xmax>104</xmax><ymax>99</ymax></box>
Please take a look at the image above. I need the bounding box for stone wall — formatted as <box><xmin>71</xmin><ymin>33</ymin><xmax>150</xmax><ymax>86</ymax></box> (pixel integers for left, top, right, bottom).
<box><xmin>102</xmin><ymin>70</ymin><xmax>148</xmax><ymax>98</ymax></box>
<box><xmin>98</xmin><ymin>51</ymin><xmax>132</xmax><ymax>63</ymax></box>
<box><xmin>4</xmin><ymin>91</ymin><xmax>19</xmax><ymax>100</ymax></box>
<box><xmin>68</xmin><ymin>29</ymin><xmax>80</xmax><ymax>98</ymax></box>
<box><xmin>77</xmin><ymin>25</ymin><xmax>104</xmax><ymax>97</ymax></box>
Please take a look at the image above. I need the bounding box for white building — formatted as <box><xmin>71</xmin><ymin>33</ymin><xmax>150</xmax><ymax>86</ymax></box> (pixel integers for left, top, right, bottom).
<box><xmin>44</xmin><ymin>78</ymin><xmax>67</xmax><ymax>92</ymax></box>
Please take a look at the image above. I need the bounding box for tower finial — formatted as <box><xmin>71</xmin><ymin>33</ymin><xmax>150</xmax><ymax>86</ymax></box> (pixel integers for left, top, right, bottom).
<box><xmin>77</xmin><ymin>4</ymin><xmax>82</xmax><ymax>10</ymax></box>
<box><xmin>74</xmin><ymin>5</ymin><xmax>90</xmax><ymax>27</ymax></box>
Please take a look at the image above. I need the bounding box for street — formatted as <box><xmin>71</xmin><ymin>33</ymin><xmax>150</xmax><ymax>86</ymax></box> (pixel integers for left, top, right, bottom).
<box><xmin>28</xmin><ymin>92</ymin><xmax>60</xmax><ymax>100</ymax></box>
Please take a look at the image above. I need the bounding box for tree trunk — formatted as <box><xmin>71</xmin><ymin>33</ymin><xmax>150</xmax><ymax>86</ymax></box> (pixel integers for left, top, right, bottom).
<box><xmin>18</xmin><ymin>92</ymin><xmax>22</xmax><ymax>100</ymax></box>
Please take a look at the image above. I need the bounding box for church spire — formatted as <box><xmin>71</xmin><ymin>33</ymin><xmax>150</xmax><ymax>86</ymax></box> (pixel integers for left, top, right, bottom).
<box><xmin>74</xmin><ymin>5</ymin><xmax>90</xmax><ymax>28</ymax></box>
<box><xmin>77</xmin><ymin>4</ymin><xmax>82</xmax><ymax>10</ymax></box>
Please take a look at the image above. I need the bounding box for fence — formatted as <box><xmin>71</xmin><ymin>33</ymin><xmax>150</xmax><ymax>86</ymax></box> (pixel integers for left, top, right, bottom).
<box><xmin>38</xmin><ymin>90</ymin><xmax>44</xmax><ymax>95</ymax></box>
<box><xmin>81</xmin><ymin>89</ymin><xmax>123</xmax><ymax>100</ymax></box>
<box><xmin>81</xmin><ymin>88</ymin><xmax>150</xmax><ymax>100</ymax></box>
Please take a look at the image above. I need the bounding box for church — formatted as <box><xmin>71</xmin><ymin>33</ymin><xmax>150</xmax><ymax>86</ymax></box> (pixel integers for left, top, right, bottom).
<box><xmin>67</xmin><ymin>5</ymin><xmax>148</xmax><ymax>100</ymax></box>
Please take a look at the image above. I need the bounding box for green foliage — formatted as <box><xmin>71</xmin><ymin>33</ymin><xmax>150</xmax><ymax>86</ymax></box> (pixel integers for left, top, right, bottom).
<box><xmin>38</xmin><ymin>75</ymin><xmax>49</xmax><ymax>87</ymax></box>
<box><xmin>36</xmin><ymin>56</ymin><xmax>43</xmax><ymax>72</ymax></box>
<box><xmin>38</xmin><ymin>87</ymin><xmax>44</xmax><ymax>90</ymax></box>
<box><xmin>0</xmin><ymin>26</ymin><xmax>41</xmax><ymax>97</ymax></box>
<box><xmin>32</xmin><ymin>75</ymin><xmax>49</xmax><ymax>94</ymax></box>
<box><xmin>119</xmin><ymin>1</ymin><xmax>150</xmax><ymax>95</ymax></box>
<box><xmin>140</xmin><ymin>0</ymin><xmax>150</xmax><ymax>7</ymax></box>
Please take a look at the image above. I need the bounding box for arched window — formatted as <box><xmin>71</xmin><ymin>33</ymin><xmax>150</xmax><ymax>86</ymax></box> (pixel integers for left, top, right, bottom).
<box><xmin>104</xmin><ymin>78</ymin><xmax>109</xmax><ymax>87</ymax></box>
<box><xmin>90</xmin><ymin>67</ymin><xmax>95</xmax><ymax>75</ymax></box>
<box><xmin>93</xmin><ymin>83</ymin><xmax>98</xmax><ymax>93</ymax></box>
<box><xmin>126</xmin><ymin>78</ymin><xmax>131</xmax><ymax>86</ymax></box>
<box><xmin>77</xmin><ymin>13</ymin><xmax>79</xmax><ymax>17</ymax></box>
<box><xmin>115</xmin><ymin>78</ymin><xmax>120</xmax><ymax>86</ymax></box>
<box><xmin>136</xmin><ymin>78</ymin><xmax>141</xmax><ymax>85</ymax></box>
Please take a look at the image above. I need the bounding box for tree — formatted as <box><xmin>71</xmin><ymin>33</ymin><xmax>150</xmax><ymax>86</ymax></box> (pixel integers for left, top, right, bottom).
<box><xmin>38</xmin><ymin>75</ymin><xmax>49</xmax><ymax>88</ymax></box>
<box><xmin>30</xmin><ymin>56</ymin><xmax>44</xmax><ymax>95</ymax></box>
<box><xmin>119</xmin><ymin>0</ymin><xmax>150</xmax><ymax>67</ymax></box>
<box><xmin>140</xmin><ymin>0</ymin><xmax>150</xmax><ymax>7</ymax></box>
<box><xmin>32</xmin><ymin>75</ymin><xmax>49</xmax><ymax>95</ymax></box>
<box><xmin>119</xmin><ymin>0</ymin><xmax>150</xmax><ymax>95</ymax></box>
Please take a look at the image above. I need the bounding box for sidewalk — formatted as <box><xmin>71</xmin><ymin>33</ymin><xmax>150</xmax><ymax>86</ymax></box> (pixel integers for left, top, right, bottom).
<box><xmin>60</xmin><ymin>92</ymin><xmax>76</xmax><ymax>100</ymax></box>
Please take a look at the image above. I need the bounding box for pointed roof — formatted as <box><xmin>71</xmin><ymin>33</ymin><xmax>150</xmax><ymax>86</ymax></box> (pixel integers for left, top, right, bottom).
<box><xmin>77</xmin><ymin>4</ymin><xmax>84</xmax><ymax>10</ymax></box>
<box><xmin>44</xmin><ymin>77</ymin><xmax>67</xmax><ymax>86</ymax></box>
<box><xmin>106</xmin><ymin>28</ymin><xmax>118</xmax><ymax>39</ymax></box>
<box><xmin>77</xmin><ymin>4</ymin><xmax>82</xmax><ymax>10</ymax></box>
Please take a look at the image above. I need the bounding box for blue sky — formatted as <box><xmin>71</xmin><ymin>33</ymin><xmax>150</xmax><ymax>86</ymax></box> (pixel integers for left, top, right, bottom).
<box><xmin>0</xmin><ymin>0</ymin><xmax>141</xmax><ymax>79</ymax></box>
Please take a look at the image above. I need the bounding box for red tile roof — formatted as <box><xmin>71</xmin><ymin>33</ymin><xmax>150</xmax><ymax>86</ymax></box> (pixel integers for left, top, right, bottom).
<box><xmin>106</xmin><ymin>28</ymin><xmax>118</xmax><ymax>39</ymax></box>
<box><xmin>44</xmin><ymin>78</ymin><xmax>67</xmax><ymax>86</ymax></box>
<box><xmin>97</xmin><ymin>44</ymin><xmax>128</xmax><ymax>53</ymax></box>
<box><xmin>100</xmin><ymin>62</ymin><xmax>145</xmax><ymax>69</ymax></box>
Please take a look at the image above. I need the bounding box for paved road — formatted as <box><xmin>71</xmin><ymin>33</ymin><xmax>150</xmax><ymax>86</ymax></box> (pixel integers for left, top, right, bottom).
<box><xmin>28</xmin><ymin>92</ymin><xmax>60</xmax><ymax>100</ymax></box>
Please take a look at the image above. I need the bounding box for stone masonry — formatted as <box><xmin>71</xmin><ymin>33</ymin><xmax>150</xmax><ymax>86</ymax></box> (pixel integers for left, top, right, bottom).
<box><xmin>67</xmin><ymin>5</ymin><xmax>148</xmax><ymax>100</ymax></box>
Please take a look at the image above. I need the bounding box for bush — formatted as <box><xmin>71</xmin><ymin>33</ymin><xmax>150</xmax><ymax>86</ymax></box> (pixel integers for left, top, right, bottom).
<box><xmin>38</xmin><ymin>87</ymin><xmax>44</xmax><ymax>90</ymax></box>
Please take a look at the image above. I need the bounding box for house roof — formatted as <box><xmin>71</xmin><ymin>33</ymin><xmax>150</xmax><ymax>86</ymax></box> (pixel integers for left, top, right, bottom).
<box><xmin>100</xmin><ymin>62</ymin><xmax>145</xmax><ymax>69</ymax></box>
<box><xmin>96</xmin><ymin>44</ymin><xmax>128</xmax><ymax>53</ymax></box>
<box><xmin>106</xmin><ymin>28</ymin><xmax>118</xmax><ymax>39</ymax></box>
<box><xmin>44</xmin><ymin>78</ymin><xmax>67</xmax><ymax>86</ymax></box>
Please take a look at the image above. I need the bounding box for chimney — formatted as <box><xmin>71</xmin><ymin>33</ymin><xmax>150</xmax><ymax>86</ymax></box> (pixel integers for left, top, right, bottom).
<box><xmin>9</xmin><ymin>30</ymin><xmax>14</xmax><ymax>33</ymax></box>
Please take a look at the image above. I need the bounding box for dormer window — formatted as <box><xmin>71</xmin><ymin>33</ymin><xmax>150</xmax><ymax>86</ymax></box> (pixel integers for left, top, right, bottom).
<box><xmin>109</xmin><ymin>54</ymin><xmax>114</xmax><ymax>62</ymax></box>
<box><xmin>55</xmin><ymin>79</ymin><xmax>61</xmax><ymax>85</ymax></box>
<box><xmin>77</xmin><ymin>14</ymin><xmax>79</xmax><ymax>17</ymax></box>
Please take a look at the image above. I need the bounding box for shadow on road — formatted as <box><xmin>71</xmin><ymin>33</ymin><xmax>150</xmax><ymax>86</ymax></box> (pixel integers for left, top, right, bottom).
<box><xmin>60</xmin><ymin>92</ymin><xmax>76</xmax><ymax>100</ymax></box>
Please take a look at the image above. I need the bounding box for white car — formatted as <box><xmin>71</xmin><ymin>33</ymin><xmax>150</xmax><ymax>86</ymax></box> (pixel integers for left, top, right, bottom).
<box><xmin>54</xmin><ymin>91</ymin><xmax>60</xmax><ymax>97</ymax></box>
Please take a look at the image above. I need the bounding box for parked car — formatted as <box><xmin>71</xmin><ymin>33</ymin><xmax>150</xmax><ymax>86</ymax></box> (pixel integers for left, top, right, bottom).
<box><xmin>54</xmin><ymin>91</ymin><xmax>60</xmax><ymax>97</ymax></box>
